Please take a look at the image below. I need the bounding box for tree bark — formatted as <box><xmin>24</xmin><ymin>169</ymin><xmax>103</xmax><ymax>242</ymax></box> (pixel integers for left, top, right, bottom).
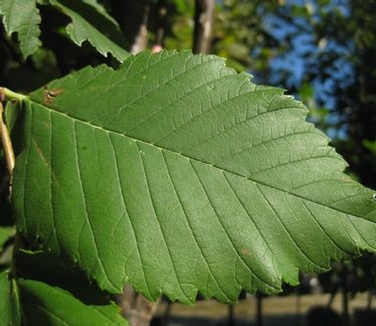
<box><xmin>193</xmin><ymin>0</ymin><xmax>215</xmax><ymax>54</ymax></box>
<box><xmin>110</xmin><ymin>0</ymin><xmax>148</xmax><ymax>52</ymax></box>
<box><xmin>117</xmin><ymin>285</ymin><xmax>160</xmax><ymax>326</ymax></box>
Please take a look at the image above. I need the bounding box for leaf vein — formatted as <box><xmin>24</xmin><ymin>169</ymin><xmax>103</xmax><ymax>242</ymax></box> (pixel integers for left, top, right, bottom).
<box><xmin>222</xmin><ymin>175</ymin><xmax>284</xmax><ymax>287</ymax></box>
<box><xmin>38</xmin><ymin>107</ymin><xmax>372</xmax><ymax>222</ymax></box>
<box><xmin>108</xmin><ymin>134</ymin><xmax>152</xmax><ymax>298</ymax></box>
<box><xmin>162</xmin><ymin>152</ymin><xmax>228</xmax><ymax>299</ymax></box>
<box><xmin>49</xmin><ymin>113</ymin><xmax>61</xmax><ymax>253</ymax></box>
<box><xmin>256</xmin><ymin>184</ymin><xmax>327</xmax><ymax>269</ymax></box>
<box><xmin>137</xmin><ymin>143</ymin><xmax>190</xmax><ymax>300</ymax></box>
<box><xmin>300</xmin><ymin>199</ymin><xmax>353</xmax><ymax>255</ymax></box>
<box><xmin>73</xmin><ymin>121</ymin><xmax>116</xmax><ymax>289</ymax></box>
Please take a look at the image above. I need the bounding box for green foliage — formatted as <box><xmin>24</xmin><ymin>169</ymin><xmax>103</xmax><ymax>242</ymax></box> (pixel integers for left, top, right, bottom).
<box><xmin>0</xmin><ymin>0</ymin><xmax>129</xmax><ymax>61</ymax></box>
<box><xmin>2</xmin><ymin>49</ymin><xmax>376</xmax><ymax>322</ymax></box>
<box><xmin>0</xmin><ymin>226</ymin><xmax>14</xmax><ymax>248</ymax></box>
<box><xmin>0</xmin><ymin>270</ymin><xmax>21</xmax><ymax>325</ymax></box>
<box><xmin>18</xmin><ymin>278</ymin><xmax>127</xmax><ymax>325</ymax></box>
<box><xmin>162</xmin><ymin>0</ymin><xmax>278</xmax><ymax>72</ymax></box>
<box><xmin>1</xmin><ymin>1</ymin><xmax>376</xmax><ymax>325</ymax></box>
<box><xmin>163</xmin><ymin>0</ymin><xmax>195</xmax><ymax>50</ymax></box>
<box><xmin>0</xmin><ymin>0</ymin><xmax>41</xmax><ymax>58</ymax></box>
<box><xmin>46</xmin><ymin>0</ymin><xmax>129</xmax><ymax>62</ymax></box>
<box><xmin>213</xmin><ymin>0</ymin><xmax>279</xmax><ymax>72</ymax></box>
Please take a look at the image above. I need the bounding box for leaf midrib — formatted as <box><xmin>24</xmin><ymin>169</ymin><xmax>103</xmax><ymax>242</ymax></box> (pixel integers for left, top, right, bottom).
<box><xmin>26</xmin><ymin>99</ymin><xmax>375</xmax><ymax>222</ymax></box>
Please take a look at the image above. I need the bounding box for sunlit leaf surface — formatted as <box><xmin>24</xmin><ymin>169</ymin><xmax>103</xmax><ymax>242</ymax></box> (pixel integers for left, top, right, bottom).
<box><xmin>12</xmin><ymin>51</ymin><xmax>376</xmax><ymax>303</ymax></box>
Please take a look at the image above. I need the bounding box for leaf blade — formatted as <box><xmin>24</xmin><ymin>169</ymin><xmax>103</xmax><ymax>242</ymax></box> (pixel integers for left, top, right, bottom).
<box><xmin>0</xmin><ymin>270</ymin><xmax>21</xmax><ymax>325</ymax></box>
<box><xmin>47</xmin><ymin>0</ymin><xmax>129</xmax><ymax>62</ymax></box>
<box><xmin>13</xmin><ymin>51</ymin><xmax>376</xmax><ymax>303</ymax></box>
<box><xmin>0</xmin><ymin>0</ymin><xmax>41</xmax><ymax>58</ymax></box>
<box><xmin>18</xmin><ymin>278</ymin><xmax>128</xmax><ymax>325</ymax></box>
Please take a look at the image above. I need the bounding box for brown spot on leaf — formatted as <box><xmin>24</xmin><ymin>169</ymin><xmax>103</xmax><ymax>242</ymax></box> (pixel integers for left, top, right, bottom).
<box><xmin>43</xmin><ymin>87</ymin><xmax>63</xmax><ymax>105</ymax></box>
<box><xmin>240</xmin><ymin>248</ymin><xmax>252</xmax><ymax>256</ymax></box>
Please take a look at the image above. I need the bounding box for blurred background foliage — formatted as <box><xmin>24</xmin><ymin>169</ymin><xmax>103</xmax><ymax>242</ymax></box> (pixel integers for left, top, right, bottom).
<box><xmin>1</xmin><ymin>0</ymin><xmax>376</xmax><ymax>321</ymax></box>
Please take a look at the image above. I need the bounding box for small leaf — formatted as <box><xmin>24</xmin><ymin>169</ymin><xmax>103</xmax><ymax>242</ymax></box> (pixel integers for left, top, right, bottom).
<box><xmin>18</xmin><ymin>278</ymin><xmax>128</xmax><ymax>325</ymax></box>
<box><xmin>15</xmin><ymin>249</ymin><xmax>116</xmax><ymax>302</ymax></box>
<box><xmin>0</xmin><ymin>226</ymin><xmax>15</xmax><ymax>248</ymax></box>
<box><xmin>0</xmin><ymin>0</ymin><xmax>41</xmax><ymax>58</ymax></box>
<box><xmin>0</xmin><ymin>270</ymin><xmax>21</xmax><ymax>325</ymax></box>
<box><xmin>12</xmin><ymin>51</ymin><xmax>376</xmax><ymax>304</ymax></box>
<box><xmin>46</xmin><ymin>0</ymin><xmax>129</xmax><ymax>62</ymax></box>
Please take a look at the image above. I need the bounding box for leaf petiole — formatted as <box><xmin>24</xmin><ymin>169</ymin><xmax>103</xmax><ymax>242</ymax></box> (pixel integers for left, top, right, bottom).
<box><xmin>0</xmin><ymin>100</ymin><xmax>15</xmax><ymax>182</ymax></box>
<box><xmin>1</xmin><ymin>87</ymin><xmax>28</xmax><ymax>102</ymax></box>
<box><xmin>0</xmin><ymin>87</ymin><xmax>24</xmax><ymax>193</ymax></box>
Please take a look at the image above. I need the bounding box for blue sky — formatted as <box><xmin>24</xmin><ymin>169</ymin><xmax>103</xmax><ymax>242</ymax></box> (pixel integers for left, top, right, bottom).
<box><xmin>252</xmin><ymin>0</ymin><xmax>354</xmax><ymax>138</ymax></box>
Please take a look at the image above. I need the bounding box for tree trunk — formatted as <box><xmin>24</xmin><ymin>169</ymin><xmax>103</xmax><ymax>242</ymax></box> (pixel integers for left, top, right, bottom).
<box><xmin>110</xmin><ymin>0</ymin><xmax>148</xmax><ymax>52</ymax></box>
<box><xmin>117</xmin><ymin>285</ymin><xmax>160</xmax><ymax>326</ymax></box>
<box><xmin>228</xmin><ymin>304</ymin><xmax>234</xmax><ymax>326</ymax></box>
<box><xmin>256</xmin><ymin>293</ymin><xmax>263</xmax><ymax>326</ymax></box>
<box><xmin>193</xmin><ymin>0</ymin><xmax>215</xmax><ymax>53</ymax></box>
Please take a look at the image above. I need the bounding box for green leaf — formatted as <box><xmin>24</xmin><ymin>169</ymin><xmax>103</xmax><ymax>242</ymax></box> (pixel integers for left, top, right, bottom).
<box><xmin>0</xmin><ymin>270</ymin><xmax>21</xmax><ymax>326</ymax></box>
<box><xmin>15</xmin><ymin>249</ymin><xmax>116</xmax><ymax>303</ymax></box>
<box><xmin>0</xmin><ymin>0</ymin><xmax>41</xmax><ymax>58</ymax></box>
<box><xmin>11</xmin><ymin>51</ymin><xmax>376</xmax><ymax>304</ymax></box>
<box><xmin>13</xmin><ymin>250</ymin><xmax>127</xmax><ymax>325</ymax></box>
<box><xmin>46</xmin><ymin>0</ymin><xmax>129</xmax><ymax>62</ymax></box>
<box><xmin>0</xmin><ymin>226</ymin><xmax>15</xmax><ymax>248</ymax></box>
<box><xmin>18</xmin><ymin>278</ymin><xmax>128</xmax><ymax>325</ymax></box>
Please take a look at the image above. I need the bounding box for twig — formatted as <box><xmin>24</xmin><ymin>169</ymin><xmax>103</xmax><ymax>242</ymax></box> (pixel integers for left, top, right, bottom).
<box><xmin>0</xmin><ymin>98</ymin><xmax>15</xmax><ymax>178</ymax></box>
